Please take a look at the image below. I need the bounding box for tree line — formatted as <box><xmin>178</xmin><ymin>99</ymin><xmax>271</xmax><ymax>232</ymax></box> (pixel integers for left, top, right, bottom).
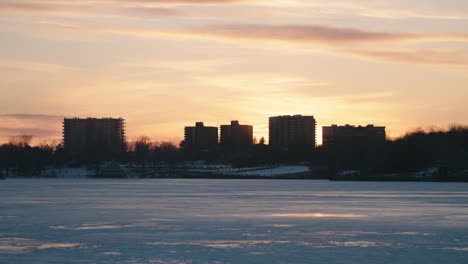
<box><xmin>1</xmin><ymin>125</ymin><xmax>467</xmax><ymax>177</ymax></box>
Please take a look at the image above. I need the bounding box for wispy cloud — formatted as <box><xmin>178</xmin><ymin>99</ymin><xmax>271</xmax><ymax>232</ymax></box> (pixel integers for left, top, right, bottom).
<box><xmin>292</xmin><ymin>0</ymin><xmax>468</xmax><ymax>21</ymax></box>
<box><xmin>0</xmin><ymin>1</ymin><xmax>296</xmax><ymax>19</ymax></box>
<box><xmin>6</xmin><ymin>0</ymin><xmax>251</xmax><ymax>4</ymax></box>
<box><xmin>0</xmin><ymin>2</ymin><xmax>87</xmax><ymax>14</ymax></box>
<box><xmin>341</xmin><ymin>48</ymin><xmax>468</xmax><ymax>67</ymax></box>
<box><xmin>0</xmin><ymin>114</ymin><xmax>64</xmax><ymax>142</ymax></box>
<box><xmin>0</xmin><ymin>127</ymin><xmax>59</xmax><ymax>137</ymax></box>
<box><xmin>0</xmin><ymin>114</ymin><xmax>63</xmax><ymax>120</ymax></box>
<box><xmin>0</xmin><ymin>0</ymin><xmax>256</xmax><ymax>13</ymax></box>
<box><xmin>0</xmin><ymin>60</ymin><xmax>75</xmax><ymax>72</ymax></box>
<box><xmin>185</xmin><ymin>24</ymin><xmax>468</xmax><ymax>44</ymax></box>
<box><xmin>3</xmin><ymin>0</ymin><xmax>467</xmax><ymax>21</ymax></box>
<box><xmin>0</xmin><ymin>1</ymin><xmax>181</xmax><ymax>16</ymax></box>
<box><xmin>358</xmin><ymin>8</ymin><xmax>468</xmax><ymax>21</ymax></box>
<box><xmin>66</xmin><ymin>0</ymin><xmax>249</xmax><ymax>3</ymax></box>
<box><xmin>31</xmin><ymin>22</ymin><xmax>468</xmax><ymax>67</ymax></box>
<box><xmin>41</xmin><ymin>23</ymin><xmax>468</xmax><ymax>45</ymax></box>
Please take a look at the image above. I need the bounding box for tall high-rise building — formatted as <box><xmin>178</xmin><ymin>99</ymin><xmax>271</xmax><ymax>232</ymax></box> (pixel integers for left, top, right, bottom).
<box><xmin>322</xmin><ymin>124</ymin><xmax>386</xmax><ymax>148</ymax></box>
<box><xmin>220</xmin><ymin>120</ymin><xmax>253</xmax><ymax>147</ymax></box>
<box><xmin>183</xmin><ymin>122</ymin><xmax>218</xmax><ymax>150</ymax></box>
<box><xmin>63</xmin><ymin>117</ymin><xmax>126</xmax><ymax>159</ymax></box>
<box><xmin>269</xmin><ymin>115</ymin><xmax>316</xmax><ymax>150</ymax></box>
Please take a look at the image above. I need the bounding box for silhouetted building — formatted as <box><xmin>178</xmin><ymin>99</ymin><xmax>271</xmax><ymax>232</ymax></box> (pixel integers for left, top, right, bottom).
<box><xmin>220</xmin><ymin>120</ymin><xmax>253</xmax><ymax>147</ymax></box>
<box><xmin>183</xmin><ymin>122</ymin><xmax>218</xmax><ymax>150</ymax></box>
<box><xmin>63</xmin><ymin>117</ymin><xmax>126</xmax><ymax>160</ymax></box>
<box><xmin>322</xmin><ymin>124</ymin><xmax>386</xmax><ymax>148</ymax></box>
<box><xmin>269</xmin><ymin>115</ymin><xmax>316</xmax><ymax>150</ymax></box>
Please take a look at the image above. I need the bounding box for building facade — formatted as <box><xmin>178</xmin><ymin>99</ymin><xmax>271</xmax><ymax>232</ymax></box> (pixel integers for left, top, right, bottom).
<box><xmin>322</xmin><ymin>124</ymin><xmax>386</xmax><ymax>148</ymax></box>
<box><xmin>63</xmin><ymin>117</ymin><xmax>126</xmax><ymax>159</ymax></box>
<box><xmin>269</xmin><ymin>115</ymin><xmax>316</xmax><ymax>150</ymax></box>
<box><xmin>183</xmin><ymin>122</ymin><xmax>218</xmax><ymax>150</ymax></box>
<box><xmin>220</xmin><ymin>120</ymin><xmax>253</xmax><ymax>147</ymax></box>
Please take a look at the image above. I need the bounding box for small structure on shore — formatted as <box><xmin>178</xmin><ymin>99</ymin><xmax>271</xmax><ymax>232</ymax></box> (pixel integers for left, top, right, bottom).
<box><xmin>97</xmin><ymin>161</ymin><xmax>127</xmax><ymax>178</ymax></box>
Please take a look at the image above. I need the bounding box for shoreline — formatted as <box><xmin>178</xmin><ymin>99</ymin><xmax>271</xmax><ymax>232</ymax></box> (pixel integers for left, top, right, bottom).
<box><xmin>3</xmin><ymin>174</ymin><xmax>468</xmax><ymax>182</ymax></box>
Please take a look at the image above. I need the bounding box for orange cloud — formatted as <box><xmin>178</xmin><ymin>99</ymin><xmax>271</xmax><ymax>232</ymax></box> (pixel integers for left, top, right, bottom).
<box><xmin>42</xmin><ymin>22</ymin><xmax>468</xmax><ymax>45</ymax></box>
<box><xmin>186</xmin><ymin>24</ymin><xmax>468</xmax><ymax>44</ymax></box>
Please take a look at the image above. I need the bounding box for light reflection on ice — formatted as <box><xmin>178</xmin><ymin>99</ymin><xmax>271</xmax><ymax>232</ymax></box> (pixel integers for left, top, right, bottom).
<box><xmin>272</xmin><ymin>213</ymin><xmax>365</xmax><ymax>218</ymax></box>
<box><xmin>443</xmin><ymin>247</ymin><xmax>468</xmax><ymax>251</ymax></box>
<box><xmin>147</xmin><ymin>240</ymin><xmax>290</xmax><ymax>249</ymax></box>
<box><xmin>50</xmin><ymin>221</ymin><xmax>180</xmax><ymax>231</ymax></box>
<box><xmin>0</xmin><ymin>238</ymin><xmax>85</xmax><ymax>253</ymax></box>
<box><xmin>141</xmin><ymin>259</ymin><xmax>228</xmax><ymax>264</ymax></box>
<box><xmin>242</xmin><ymin>233</ymin><xmax>271</xmax><ymax>237</ymax></box>
<box><xmin>328</xmin><ymin>241</ymin><xmax>392</xmax><ymax>247</ymax></box>
<box><xmin>313</xmin><ymin>231</ymin><xmax>432</xmax><ymax>237</ymax></box>
<box><xmin>0</xmin><ymin>238</ymin><xmax>37</xmax><ymax>253</ymax></box>
<box><xmin>37</xmin><ymin>243</ymin><xmax>84</xmax><ymax>249</ymax></box>
<box><xmin>50</xmin><ymin>224</ymin><xmax>142</xmax><ymax>230</ymax></box>
<box><xmin>146</xmin><ymin>239</ymin><xmax>396</xmax><ymax>249</ymax></box>
<box><xmin>101</xmin><ymin>251</ymin><xmax>122</xmax><ymax>255</ymax></box>
<box><xmin>264</xmin><ymin>224</ymin><xmax>295</xmax><ymax>227</ymax></box>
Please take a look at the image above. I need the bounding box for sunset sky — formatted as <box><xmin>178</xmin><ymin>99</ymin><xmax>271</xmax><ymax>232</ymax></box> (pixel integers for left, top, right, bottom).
<box><xmin>1</xmin><ymin>0</ymin><xmax>467</xmax><ymax>145</ymax></box>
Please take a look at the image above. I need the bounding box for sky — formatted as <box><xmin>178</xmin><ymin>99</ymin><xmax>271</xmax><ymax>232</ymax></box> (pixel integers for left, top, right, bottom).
<box><xmin>1</xmin><ymin>0</ymin><xmax>468</xmax><ymax>145</ymax></box>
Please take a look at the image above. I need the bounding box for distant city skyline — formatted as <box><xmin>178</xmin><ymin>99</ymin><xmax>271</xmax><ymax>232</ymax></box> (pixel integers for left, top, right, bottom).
<box><xmin>1</xmin><ymin>0</ymin><xmax>467</xmax><ymax>144</ymax></box>
<box><xmin>0</xmin><ymin>113</ymin><xmax>459</xmax><ymax>146</ymax></box>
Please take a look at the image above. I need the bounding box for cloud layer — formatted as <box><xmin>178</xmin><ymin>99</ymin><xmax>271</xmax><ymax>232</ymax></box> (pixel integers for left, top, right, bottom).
<box><xmin>0</xmin><ymin>114</ymin><xmax>64</xmax><ymax>143</ymax></box>
<box><xmin>37</xmin><ymin>22</ymin><xmax>468</xmax><ymax>66</ymax></box>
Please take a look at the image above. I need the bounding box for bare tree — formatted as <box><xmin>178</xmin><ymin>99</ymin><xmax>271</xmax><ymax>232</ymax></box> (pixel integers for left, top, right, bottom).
<box><xmin>8</xmin><ymin>134</ymin><xmax>33</xmax><ymax>148</ymax></box>
<box><xmin>134</xmin><ymin>136</ymin><xmax>152</xmax><ymax>166</ymax></box>
<box><xmin>259</xmin><ymin>137</ymin><xmax>266</xmax><ymax>145</ymax></box>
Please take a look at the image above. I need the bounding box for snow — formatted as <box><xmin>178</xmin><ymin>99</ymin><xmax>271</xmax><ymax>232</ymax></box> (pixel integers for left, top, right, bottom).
<box><xmin>183</xmin><ymin>164</ymin><xmax>310</xmax><ymax>177</ymax></box>
<box><xmin>41</xmin><ymin>167</ymin><xmax>94</xmax><ymax>178</ymax></box>
<box><xmin>336</xmin><ymin>170</ymin><xmax>360</xmax><ymax>176</ymax></box>
<box><xmin>1</xmin><ymin>179</ymin><xmax>468</xmax><ymax>264</ymax></box>
<box><xmin>230</xmin><ymin>165</ymin><xmax>309</xmax><ymax>176</ymax></box>
<box><xmin>415</xmin><ymin>167</ymin><xmax>439</xmax><ymax>176</ymax></box>
<box><xmin>40</xmin><ymin>163</ymin><xmax>310</xmax><ymax>178</ymax></box>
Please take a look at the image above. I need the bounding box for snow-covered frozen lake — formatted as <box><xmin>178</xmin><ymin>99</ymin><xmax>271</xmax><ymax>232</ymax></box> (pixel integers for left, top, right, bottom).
<box><xmin>1</xmin><ymin>179</ymin><xmax>468</xmax><ymax>264</ymax></box>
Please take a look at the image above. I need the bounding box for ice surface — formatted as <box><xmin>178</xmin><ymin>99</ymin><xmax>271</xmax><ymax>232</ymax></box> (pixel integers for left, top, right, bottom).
<box><xmin>1</xmin><ymin>179</ymin><xmax>468</xmax><ymax>263</ymax></box>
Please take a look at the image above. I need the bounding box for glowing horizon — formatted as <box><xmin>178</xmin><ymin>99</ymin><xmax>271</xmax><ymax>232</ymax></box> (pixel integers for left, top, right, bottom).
<box><xmin>1</xmin><ymin>0</ymin><xmax>467</xmax><ymax>145</ymax></box>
